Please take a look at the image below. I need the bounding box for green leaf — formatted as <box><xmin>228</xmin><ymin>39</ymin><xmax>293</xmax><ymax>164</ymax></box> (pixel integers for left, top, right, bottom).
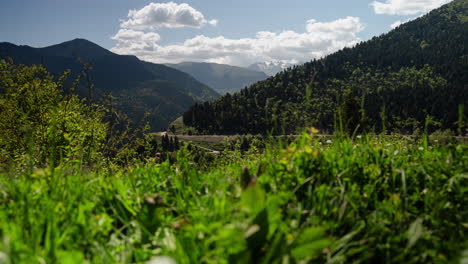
<box><xmin>241</xmin><ymin>184</ymin><xmax>266</xmax><ymax>213</ymax></box>
<box><xmin>407</xmin><ymin>218</ymin><xmax>423</xmax><ymax>249</ymax></box>
<box><xmin>56</xmin><ymin>250</ymin><xmax>85</xmax><ymax>264</ymax></box>
<box><xmin>291</xmin><ymin>227</ymin><xmax>330</xmax><ymax>261</ymax></box>
<box><xmin>291</xmin><ymin>239</ymin><xmax>330</xmax><ymax>261</ymax></box>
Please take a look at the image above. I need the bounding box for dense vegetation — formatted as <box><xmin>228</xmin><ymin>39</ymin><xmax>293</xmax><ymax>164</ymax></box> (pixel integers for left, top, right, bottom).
<box><xmin>1</xmin><ymin>128</ymin><xmax>467</xmax><ymax>263</ymax></box>
<box><xmin>0</xmin><ymin>39</ymin><xmax>219</xmax><ymax>131</ymax></box>
<box><xmin>0</xmin><ymin>60</ymin><xmax>107</xmax><ymax>167</ymax></box>
<box><xmin>166</xmin><ymin>62</ymin><xmax>268</xmax><ymax>95</ymax></box>
<box><xmin>1</xmin><ymin>1</ymin><xmax>467</xmax><ymax>263</ymax></box>
<box><xmin>0</xmin><ymin>60</ymin><xmax>186</xmax><ymax>169</ymax></box>
<box><xmin>0</xmin><ymin>60</ymin><xmax>467</xmax><ymax>264</ymax></box>
<box><xmin>183</xmin><ymin>0</ymin><xmax>467</xmax><ymax>135</ymax></box>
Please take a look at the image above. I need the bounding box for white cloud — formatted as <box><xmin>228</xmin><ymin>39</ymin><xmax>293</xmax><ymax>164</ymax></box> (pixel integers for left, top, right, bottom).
<box><xmin>111</xmin><ymin>16</ymin><xmax>364</xmax><ymax>67</ymax></box>
<box><xmin>390</xmin><ymin>15</ymin><xmax>423</xmax><ymax>29</ymax></box>
<box><xmin>121</xmin><ymin>2</ymin><xmax>217</xmax><ymax>30</ymax></box>
<box><xmin>306</xmin><ymin>17</ymin><xmax>364</xmax><ymax>34</ymax></box>
<box><xmin>112</xmin><ymin>29</ymin><xmax>161</xmax><ymax>51</ymax></box>
<box><xmin>370</xmin><ymin>0</ymin><xmax>452</xmax><ymax>15</ymax></box>
<box><xmin>390</xmin><ymin>20</ymin><xmax>402</xmax><ymax>29</ymax></box>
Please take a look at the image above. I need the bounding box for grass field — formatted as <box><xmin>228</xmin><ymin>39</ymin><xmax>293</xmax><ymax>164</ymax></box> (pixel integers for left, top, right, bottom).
<box><xmin>0</xmin><ymin>132</ymin><xmax>467</xmax><ymax>264</ymax></box>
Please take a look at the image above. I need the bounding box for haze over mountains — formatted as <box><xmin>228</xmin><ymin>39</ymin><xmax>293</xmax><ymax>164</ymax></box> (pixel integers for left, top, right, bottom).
<box><xmin>0</xmin><ymin>39</ymin><xmax>219</xmax><ymax>130</ymax></box>
<box><xmin>166</xmin><ymin>62</ymin><xmax>269</xmax><ymax>95</ymax></box>
<box><xmin>248</xmin><ymin>61</ymin><xmax>298</xmax><ymax>76</ymax></box>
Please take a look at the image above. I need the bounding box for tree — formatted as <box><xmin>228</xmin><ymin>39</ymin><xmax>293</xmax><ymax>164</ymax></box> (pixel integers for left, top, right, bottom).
<box><xmin>0</xmin><ymin>59</ymin><xmax>107</xmax><ymax>167</ymax></box>
<box><xmin>341</xmin><ymin>90</ymin><xmax>361</xmax><ymax>135</ymax></box>
<box><xmin>169</xmin><ymin>125</ymin><xmax>177</xmax><ymax>135</ymax></box>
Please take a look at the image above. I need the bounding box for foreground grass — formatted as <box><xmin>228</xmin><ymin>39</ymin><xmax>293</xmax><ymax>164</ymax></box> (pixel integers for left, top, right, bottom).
<box><xmin>0</xmin><ymin>134</ymin><xmax>467</xmax><ymax>264</ymax></box>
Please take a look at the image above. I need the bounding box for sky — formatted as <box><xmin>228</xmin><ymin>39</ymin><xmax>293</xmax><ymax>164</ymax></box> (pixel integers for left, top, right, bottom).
<box><xmin>0</xmin><ymin>0</ymin><xmax>453</xmax><ymax>67</ymax></box>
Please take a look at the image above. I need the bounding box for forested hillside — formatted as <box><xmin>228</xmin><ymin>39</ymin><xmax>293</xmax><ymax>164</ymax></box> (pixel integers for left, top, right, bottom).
<box><xmin>0</xmin><ymin>39</ymin><xmax>219</xmax><ymax>130</ymax></box>
<box><xmin>167</xmin><ymin>62</ymin><xmax>269</xmax><ymax>95</ymax></box>
<box><xmin>1</xmin><ymin>55</ymin><xmax>467</xmax><ymax>264</ymax></box>
<box><xmin>184</xmin><ymin>0</ymin><xmax>467</xmax><ymax>135</ymax></box>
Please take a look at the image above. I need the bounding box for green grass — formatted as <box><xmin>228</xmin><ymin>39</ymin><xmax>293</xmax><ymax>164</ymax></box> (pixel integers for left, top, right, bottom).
<box><xmin>0</xmin><ymin>133</ymin><xmax>467</xmax><ymax>264</ymax></box>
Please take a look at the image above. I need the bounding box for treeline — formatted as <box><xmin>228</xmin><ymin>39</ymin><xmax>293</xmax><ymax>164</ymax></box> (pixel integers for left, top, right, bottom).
<box><xmin>183</xmin><ymin>0</ymin><xmax>467</xmax><ymax>135</ymax></box>
<box><xmin>135</xmin><ymin>134</ymin><xmax>181</xmax><ymax>158</ymax></box>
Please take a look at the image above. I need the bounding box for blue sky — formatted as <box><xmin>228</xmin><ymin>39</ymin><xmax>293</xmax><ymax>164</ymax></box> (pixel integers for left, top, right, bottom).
<box><xmin>0</xmin><ymin>0</ymin><xmax>452</xmax><ymax>66</ymax></box>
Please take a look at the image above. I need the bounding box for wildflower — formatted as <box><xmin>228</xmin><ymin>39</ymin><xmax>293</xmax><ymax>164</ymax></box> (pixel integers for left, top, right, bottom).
<box><xmin>418</xmin><ymin>147</ymin><xmax>424</xmax><ymax>151</ymax></box>
<box><xmin>393</xmin><ymin>150</ymin><xmax>399</xmax><ymax>156</ymax></box>
<box><xmin>308</xmin><ymin>127</ymin><xmax>319</xmax><ymax>135</ymax></box>
<box><xmin>356</xmin><ymin>135</ymin><xmax>362</xmax><ymax>139</ymax></box>
<box><xmin>326</xmin><ymin>139</ymin><xmax>332</xmax><ymax>144</ymax></box>
<box><xmin>386</xmin><ymin>143</ymin><xmax>391</xmax><ymax>147</ymax></box>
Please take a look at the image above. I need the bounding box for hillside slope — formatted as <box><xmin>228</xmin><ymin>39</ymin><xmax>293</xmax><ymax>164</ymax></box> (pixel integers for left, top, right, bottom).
<box><xmin>0</xmin><ymin>39</ymin><xmax>220</xmax><ymax>130</ymax></box>
<box><xmin>167</xmin><ymin>62</ymin><xmax>269</xmax><ymax>95</ymax></box>
<box><xmin>183</xmin><ymin>0</ymin><xmax>467</xmax><ymax>135</ymax></box>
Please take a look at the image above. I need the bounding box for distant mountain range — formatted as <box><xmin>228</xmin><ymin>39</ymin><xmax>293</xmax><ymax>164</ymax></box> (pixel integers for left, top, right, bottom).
<box><xmin>248</xmin><ymin>61</ymin><xmax>297</xmax><ymax>76</ymax></box>
<box><xmin>0</xmin><ymin>39</ymin><xmax>219</xmax><ymax>130</ymax></box>
<box><xmin>166</xmin><ymin>62</ymin><xmax>269</xmax><ymax>95</ymax></box>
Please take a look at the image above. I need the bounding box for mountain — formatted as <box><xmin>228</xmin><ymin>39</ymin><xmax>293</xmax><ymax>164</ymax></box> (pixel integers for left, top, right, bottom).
<box><xmin>183</xmin><ymin>0</ymin><xmax>467</xmax><ymax>135</ymax></box>
<box><xmin>0</xmin><ymin>39</ymin><xmax>219</xmax><ymax>131</ymax></box>
<box><xmin>166</xmin><ymin>62</ymin><xmax>269</xmax><ymax>95</ymax></box>
<box><xmin>248</xmin><ymin>61</ymin><xmax>297</xmax><ymax>76</ymax></box>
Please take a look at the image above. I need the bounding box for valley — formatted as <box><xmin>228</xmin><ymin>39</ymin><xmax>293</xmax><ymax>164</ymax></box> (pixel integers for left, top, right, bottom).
<box><xmin>0</xmin><ymin>0</ymin><xmax>466</xmax><ymax>263</ymax></box>
<box><xmin>166</xmin><ymin>62</ymin><xmax>269</xmax><ymax>95</ymax></box>
<box><xmin>0</xmin><ymin>39</ymin><xmax>219</xmax><ymax>131</ymax></box>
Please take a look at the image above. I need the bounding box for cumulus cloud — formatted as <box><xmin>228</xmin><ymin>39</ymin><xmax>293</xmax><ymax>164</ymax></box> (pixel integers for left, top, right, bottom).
<box><xmin>390</xmin><ymin>15</ymin><xmax>423</xmax><ymax>29</ymax></box>
<box><xmin>112</xmin><ymin>29</ymin><xmax>161</xmax><ymax>51</ymax></box>
<box><xmin>306</xmin><ymin>17</ymin><xmax>364</xmax><ymax>34</ymax></box>
<box><xmin>390</xmin><ymin>20</ymin><xmax>402</xmax><ymax>29</ymax></box>
<box><xmin>370</xmin><ymin>0</ymin><xmax>452</xmax><ymax>15</ymax></box>
<box><xmin>121</xmin><ymin>2</ymin><xmax>217</xmax><ymax>30</ymax></box>
<box><xmin>111</xmin><ymin>16</ymin><xmax>365</xmax><ymax>66</ymax></box>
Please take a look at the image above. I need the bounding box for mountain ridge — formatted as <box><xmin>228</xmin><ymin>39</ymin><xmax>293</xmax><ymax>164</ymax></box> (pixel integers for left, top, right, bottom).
<box><xmin>166</xmin><ymin>61</ymin><xmax>269</xmax><ymax>95</ymax></box>
<box><xmin>0</xmin><ymin>39</ymin><xmax>220</xmax><ymax>131</ymax></box>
